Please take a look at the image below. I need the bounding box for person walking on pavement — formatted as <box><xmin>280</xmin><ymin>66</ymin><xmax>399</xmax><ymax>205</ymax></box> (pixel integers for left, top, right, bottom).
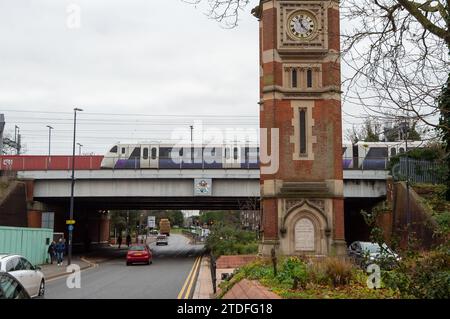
<box><xmin>55</xmin><ymin>238</ymin><xmax>66</xmax><ymax>266</ymax></box>
<box><xmin>117</xmin><ymin>235</ymin><xmax>122</xmax><ymax>249</ymax></box>
<box><xmin>47</xmin><ymin>241</ymin><xmax>56</xmax><ymax>264</ymax></box>
<box><xmin>126</xmin><ymin>234</ymin><xmax>131</xmax><ymax>247</ymax></box>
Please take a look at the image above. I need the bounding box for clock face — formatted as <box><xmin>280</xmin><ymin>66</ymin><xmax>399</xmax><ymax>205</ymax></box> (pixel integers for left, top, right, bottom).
<box><xmin>288</xmin><ymin>11</ymin><xmax>316</xmax><ymax>39</ymax></box>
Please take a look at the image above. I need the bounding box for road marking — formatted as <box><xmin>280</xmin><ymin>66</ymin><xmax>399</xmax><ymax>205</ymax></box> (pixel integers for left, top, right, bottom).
<box><xmin>183</xmin><ymin>255</ymin><xmax>202</xmax><ymax>299</ymax></box>
<box><xmin>177</xmin><ymin>256</ymin><xmax>200</xmax><ymax>299</ymax></box>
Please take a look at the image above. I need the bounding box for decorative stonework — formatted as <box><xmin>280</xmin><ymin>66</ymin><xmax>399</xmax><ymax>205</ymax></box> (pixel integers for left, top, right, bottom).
<box><xmin>308</xmin><ymin>199</ymin><xmax>325</xmax><ymax>212</ymax></box>
<box><xmin>285</xmin><ymin>199</ymin><xmax>325</xmax><ymax>214</ymax></box>
<box><xmin>290</xmin><ymin>100</ymin><xmax>317</xmax><ymax>161</ymax></box>
<box><xmin>278</xmin><ymin>1</ymin><xmax>328</xmax><ymax>52</ymax></box>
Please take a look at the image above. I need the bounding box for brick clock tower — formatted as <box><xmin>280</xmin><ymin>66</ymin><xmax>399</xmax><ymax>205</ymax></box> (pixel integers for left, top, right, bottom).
<box><xmin>253</xmin><ymin>0</ymin><xmax>346</xmax><ymax>256</ymax></box>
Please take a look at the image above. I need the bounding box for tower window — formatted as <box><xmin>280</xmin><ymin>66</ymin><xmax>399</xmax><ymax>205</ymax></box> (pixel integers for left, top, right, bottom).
<box><xmin>292</xmin><ymin>69</ymin><xmax>298</xmax><ymax>88</ymax></box>
<box><xmin>307</xmin><ymin>69</ymin><xmax>313</xmax><ymax>88</ymax></box>
<box><xmin>300</xmin><ymin>109</ymin><xmax>307</xmax><ymax>155</ymax></box>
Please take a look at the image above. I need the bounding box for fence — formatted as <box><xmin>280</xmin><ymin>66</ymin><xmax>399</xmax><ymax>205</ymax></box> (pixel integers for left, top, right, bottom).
<box><xmin>392</xmin><ymin>158</ymin><xmax>446</xmax><ymax>184</ymax></box>
<box><xmin>0</xmin><ymin>226</ymin><xmax>53</xmax><ymax>265</ymax></box>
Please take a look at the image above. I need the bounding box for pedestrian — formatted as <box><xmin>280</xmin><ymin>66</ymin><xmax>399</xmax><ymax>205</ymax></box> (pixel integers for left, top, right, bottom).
<box><xmin>126</xmin><ymin>234</ymin><xmax>131</xmax><ymax>247</ymax></box>
<box><xmin>55</xmin><ymin>238</ymin><xmax>66</xmax><ymax>266</ymax></box>
<box><xmin>117</xmin><ymin>235</ymin><xmax>122</xmax><ymax>249</ymax></box>
<box><xmin>47</xmin><ymin>241</ymin><xmax>56</xmax><ymax>264</ymax></box>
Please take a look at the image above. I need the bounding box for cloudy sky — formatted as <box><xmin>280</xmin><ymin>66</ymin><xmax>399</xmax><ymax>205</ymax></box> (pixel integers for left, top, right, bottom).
<box><xmin>0</xmin><ymin>0</ymin><xmax>358</xmax><ymax>155</ymax></box>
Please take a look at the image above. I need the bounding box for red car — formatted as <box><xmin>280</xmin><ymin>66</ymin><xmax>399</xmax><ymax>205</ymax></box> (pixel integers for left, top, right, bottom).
<box><xmin>126</xmin><ymin>245</ymin><xmax>152</xmax><ymax>266</ymax></box>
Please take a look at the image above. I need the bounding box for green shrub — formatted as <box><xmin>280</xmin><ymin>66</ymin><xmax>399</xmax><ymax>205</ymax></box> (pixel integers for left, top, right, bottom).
<box><xmin>206</xmin><ymin>223</ymin><xmax>258</xmax><ymax>257</ymax></box>
<box><xmin>383</xmin><ymin>250</ymin><xmax>450</xmax><ymax>299</ymax></box>
<box><xmin>276</xmin><ymin>257</ymin><xmax>309</xmax><ymax>289</ymax></box>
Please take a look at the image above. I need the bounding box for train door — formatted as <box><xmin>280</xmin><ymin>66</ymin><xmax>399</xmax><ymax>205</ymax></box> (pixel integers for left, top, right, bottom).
<box><xmin>352</xmin><ymin>144</ymin><xmax>359</xmax><ymax>169</ymax></box>
<box><xmin>141</xmin><ymin>145</ymin><xmax>159</xmax><ymax>169</ymax></box>
<box><xmin>223</xmin><ymin>144</ymin><xmax>241</xmax><ymax>168</ymax></box>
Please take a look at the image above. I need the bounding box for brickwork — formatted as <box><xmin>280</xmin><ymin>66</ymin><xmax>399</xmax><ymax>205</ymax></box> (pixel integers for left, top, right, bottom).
<box><xmin>256</xmin><ymin>1</ymin><xmax>345</xmax><ymax>255</ymax></box>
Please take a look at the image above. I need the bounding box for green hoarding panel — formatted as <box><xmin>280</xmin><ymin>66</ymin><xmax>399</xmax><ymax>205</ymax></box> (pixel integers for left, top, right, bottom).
<box><xmin>0</xmin><ymin>226</ymin><xmax>53</xmax><ymax>265</ymax></box>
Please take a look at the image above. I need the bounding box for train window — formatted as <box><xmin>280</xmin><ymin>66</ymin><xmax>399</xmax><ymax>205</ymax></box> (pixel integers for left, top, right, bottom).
<box><xmin>225</xmin><ymin>148</ymin><xmax>230</xmax><ymax>160</ymax></box>
<box><xmin>390</xmin><ymin>148</ymin><xmax>397</xmax><ymax>157</ymax></box>
<box><xmin>110</xmin><ymin>146</ymin><xmax>118</xmax><ymax>153</ymax></box>
<box><xmin>299</xmin><ymin>109</ymin><xmax>307</xmax><ymax>155</ymax></box>
<box><xmin>130</xmin><ymin>147</ymin><xmax>141</xmax><ymax>159</ymax></box>
<box><xmin>151</xmin><ymin>148</ymin><xmax>157</xmax><ymax>160</ymax></box>
<box><xmin>233</xmin><ymin>147</ymin><xmax>238</xmax><ymax>160</ymax></box>
<box><xmin>143</xmin><ymin>148</ymin><xmax>149</xmax><ymax>160</ymax></box>
<box><xmin>307</xmin><ymin>69</ymin><xmax>313</xmax><ymax>88</ymax></box>
<box><xmin>211</xmin><ymin>147</ymin><xmax>216</xmax><ymax>156</ymax></box>
<box><xmin>399</xmin><ymin>147</ymin><xmax>405</xmax><ymax>154</ymax></box>
<box><xmin>159</xmin><ymin>148</ymin><xmax>170</xmax><ymax>159</ymax></box>
<box><xmin>179</xmin><ymin>148</ymin><xmax>183</xmax><ymax>156</ymax></box>
<box><xmin>121</xmin><ymin>147</ymin><xmax>126</xmax><ymax>154</ymax></box>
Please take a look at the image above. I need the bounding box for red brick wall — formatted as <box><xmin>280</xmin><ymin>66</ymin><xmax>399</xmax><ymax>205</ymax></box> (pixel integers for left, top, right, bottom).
<box><xmin>328</xmin><ymin>7</ymin><xmax>340</xmax><ymax>52</ymax></box>
<box><xmin>333</xmin><ymin>199</ymin><xmax>345</xmax><ymax>240</ymax></box>
<box><xmin>262</xmin><ymin>198</ymin><xmax>278</xmax><ymax>239</ymax></box>
<box><xmin>27</xmin><ymin>210</ymin><xmax>42</xmax><ymax>228</ymax></box>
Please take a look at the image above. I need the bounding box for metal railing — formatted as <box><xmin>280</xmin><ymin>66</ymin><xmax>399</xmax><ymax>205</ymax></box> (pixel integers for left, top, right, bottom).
<box><xmin>392</xmin><ymin>157</ymin><xmax>446</xmax><ymax>184</ymax></box>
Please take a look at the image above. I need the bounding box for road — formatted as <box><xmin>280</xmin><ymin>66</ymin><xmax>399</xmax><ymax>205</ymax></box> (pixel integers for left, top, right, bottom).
<box><xmin>44</xmin><ymin>234</ymin><xmax>205</xmax><ymax>299</ymax></box>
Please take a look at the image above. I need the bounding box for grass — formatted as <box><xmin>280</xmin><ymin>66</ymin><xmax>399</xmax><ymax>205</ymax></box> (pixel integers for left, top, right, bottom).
<box><xmin>217</xmin><ymin>257</ymin><xmax>401</xmax><ymax>299</ymax></box>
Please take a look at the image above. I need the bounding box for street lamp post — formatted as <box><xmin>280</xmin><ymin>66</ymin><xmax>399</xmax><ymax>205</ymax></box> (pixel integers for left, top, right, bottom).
<box><xmin>190</xmin><ymin>125</ymin><xmax>193</xmax><ymax>143</ymax></box>
<box><xmin>68</xmin><ymin>107</ymin><xmax>83</xmax><ymax>266</ymax></box>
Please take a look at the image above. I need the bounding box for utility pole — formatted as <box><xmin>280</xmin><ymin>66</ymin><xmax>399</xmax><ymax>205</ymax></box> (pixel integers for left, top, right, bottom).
<box><xmin>14</xmin><ymin>125</ymin><xmax>20</xmax><ymax>155</ymax></box>
<box><xmin>190</xmin><ymin>125</ymin><xmax>193</xmax><ymax>143</ymax></box>
<box><xmin>68</xmin><ymin>107</ymin><xmax>83</xmax><ymax>266</ymax></box>
<box><xmin>402</xmin><ymin>120</ymin><xmax>411</xmax><ymax>244</ymax></box>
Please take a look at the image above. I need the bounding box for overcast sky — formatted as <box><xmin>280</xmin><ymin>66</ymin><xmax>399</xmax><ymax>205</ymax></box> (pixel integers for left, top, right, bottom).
<box><xmin>0</xmin><ymin>0</ymin><xmax>359</xmax><ymax>155</ymax></box>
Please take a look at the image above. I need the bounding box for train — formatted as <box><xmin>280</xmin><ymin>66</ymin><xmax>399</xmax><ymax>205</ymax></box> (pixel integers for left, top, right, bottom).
<box><xmin>100</xmin><ymin>143</ymin><xmax>260</xmax><ymax>169</ymax></box>
<box><xmin>0</xmin><ymin>141</ymin><xmax>424</xmax><ymax>171</ymax></box>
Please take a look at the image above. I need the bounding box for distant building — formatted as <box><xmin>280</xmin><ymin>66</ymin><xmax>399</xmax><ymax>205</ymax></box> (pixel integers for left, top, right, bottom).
<box><xmin>240</xmin><ymin>210</ymin><xmax>261</xmax><ymax>231</ymax></box>
<box><xmin>182</xmin><ymin>210</ymin><xmax>200</xmax><ymax>227</ymax></box>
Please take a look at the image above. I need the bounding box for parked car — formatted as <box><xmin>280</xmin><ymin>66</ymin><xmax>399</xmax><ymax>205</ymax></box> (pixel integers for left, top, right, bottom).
<box><xmin>126</xmin><ymin>245</ymin><xmax>152</xmax><ymax>266</ymax></box>
<box><xmin>348</xmin><ymin>241</ymin><xmax>400</xmax><ymax>269</ymax></box>
<box><xmin>0</xmin><ymin>254</ymin><xmax>45</xmax><ymax>298</ymax></box>
<box><xmin>156</xmin><ymin>235</ymin><xmax>168</xmax><ymax>246</ymax></box>
<box><xmin>0</xmin><ymin>272</ymin><xmax>30</xmax><ymax>299</ymax></box>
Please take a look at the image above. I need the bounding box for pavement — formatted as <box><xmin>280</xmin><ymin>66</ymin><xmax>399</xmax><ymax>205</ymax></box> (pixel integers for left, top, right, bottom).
<box><xmin>193</xmin><ymin>255</ymin><xmax>214</xmax><ymax>299</ymax></box>
<box><xmin>43</xmin><ymin>234</ymin><xmax>205</xmax><ymax>299</ymax></box>
<box><xmin>40</xmin><ymin>257</ymin><xmax>92</xmax><ymax>280</ymax></box>
<box><xmin>40</xmin><ymin>236</ymin><xmax>158</xmax><ymax>280</ymax></box>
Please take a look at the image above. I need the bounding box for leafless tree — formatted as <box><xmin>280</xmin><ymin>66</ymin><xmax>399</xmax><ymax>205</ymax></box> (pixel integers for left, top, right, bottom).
<box><xmin>341</xmin><ymin>0</ymin><xmax>448</xmax><ymax>132</ymax></box>
<box><xmin>182</xmin><ymin>0</ymin><xmax>252</xmax><ymax>27</ymax></box>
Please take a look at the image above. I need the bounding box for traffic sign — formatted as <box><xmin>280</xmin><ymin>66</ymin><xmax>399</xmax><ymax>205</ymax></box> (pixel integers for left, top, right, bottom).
<box><xmin>147</xmin><ymin>216</ymin><xmax>155</xmax><ymax>228</ymax></box>
<box><xmin>68</xmin><ymin>225</ymin><xmax>74</xmax><ymax>231</ymax></box>
<box><xmin>66</xmin><ymin>220</ymin><xmax>76</xmax><ymax>225</ymax></box>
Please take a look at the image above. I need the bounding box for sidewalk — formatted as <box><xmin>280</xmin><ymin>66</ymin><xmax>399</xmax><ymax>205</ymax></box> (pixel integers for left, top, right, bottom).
<box><xmin>39</xmin><ymin>256</ymin><xmax>92</xmax><ymax>280</ymax></box>
<box><xmin>193</xmin><ymin>256</ymin><xmax>214</xmax><ymax>299</ymax></box>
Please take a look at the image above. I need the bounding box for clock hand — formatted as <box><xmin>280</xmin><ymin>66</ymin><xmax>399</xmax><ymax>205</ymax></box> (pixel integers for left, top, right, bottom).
<box><xmin>295</xmin><ymin>20</ymin><xmax>305</xmax><ymax>32</ymax></box>
<box><xmin>300</xmin><ymin>19</ymin><xmax>308</xmax><ymax>30</ymax></box>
